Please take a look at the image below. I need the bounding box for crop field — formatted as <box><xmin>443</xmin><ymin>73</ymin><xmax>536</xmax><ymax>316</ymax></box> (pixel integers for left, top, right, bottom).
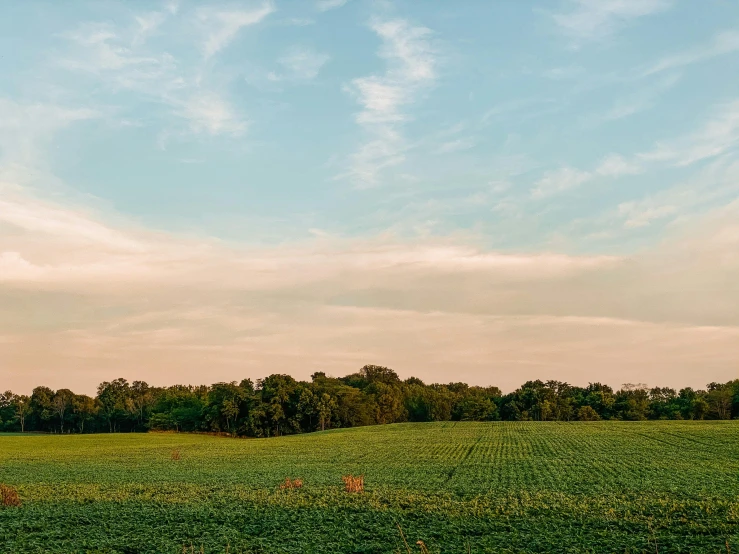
<box><xmin>1</xmin><ymin>422</ymin><xmax>738</xmax><ymax>553</ymax></box>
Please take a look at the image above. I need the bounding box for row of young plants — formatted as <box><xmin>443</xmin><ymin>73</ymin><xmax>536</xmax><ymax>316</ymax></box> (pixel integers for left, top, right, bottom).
<box><xmin>1</xmin><ymin>423</ymin><xmax>737</xmax><ymax>553</ymax></box>
<box><xmin>1</xmin><ymin>365</ymin><xmax>737</xmax><ymax>436</ymax></box>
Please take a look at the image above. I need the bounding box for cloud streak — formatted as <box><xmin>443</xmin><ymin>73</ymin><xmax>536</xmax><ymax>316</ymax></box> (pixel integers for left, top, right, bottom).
<box><xmin>641</xmin><ymin>30</ymin><xmax>739</xmax><ymax>77</ymax></box>
<box><xmin>531</xmin><ymin>167</ymin><xmax>592</xmax><ymax>199</ymax></box>
<box><xmin>197</xmin><ymin>3</ymin><xmax>275</xmax><ymax>59</ymax></box>
<box><xmin>530</xmin><ymin>98</ymin><xmax>739</xmax><ymax>200</ymax></box>
<box><xmin>0</xmin><ymin>99</ymin><xmax>99</xmax><ymax>169</ymax></box>
<box><xmin>316</xmin><ymin>0</ymin><xmax>348</xmax><ymax>12</ymax></box>
<box><xmin>273</xmin><ymin>47</ymin><xmax>330</xmax><ymax>81</ymax></box>
<box><xmin>552</xmin><ymin>0</ymin><xmax>672</xmax><ymax>44</ymax></box>
<box><xmin>56</xmin><ymin>6</ymin><xmax>269</xmax><ymax>140</ymax></box>
<box><xmin>342</xmin><ymin>18</ymin><xmax>437</xmax><ymax>185</ymax></box>
<box><xmin>637</xmin><ymin>99</ymin><xmax>739</xmax><ymax>166</ymax></box>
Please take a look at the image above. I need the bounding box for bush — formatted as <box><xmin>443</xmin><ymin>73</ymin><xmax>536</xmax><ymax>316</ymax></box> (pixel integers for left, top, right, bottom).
<box><xmin>577</xmin><ymin>406</ymin><xmax>601</xmax><ymax>421</ymax></box>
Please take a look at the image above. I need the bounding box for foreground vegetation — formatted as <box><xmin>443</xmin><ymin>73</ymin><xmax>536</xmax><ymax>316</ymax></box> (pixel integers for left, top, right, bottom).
<box><xmin>2</xmin><ymin>366</ymin><xmax>737</xmax><ymax>437</ymax></box>
<box><xmin>1</xmin><ymin>421</ymin><xmax>738</xmax><ymax>553</ymax></box>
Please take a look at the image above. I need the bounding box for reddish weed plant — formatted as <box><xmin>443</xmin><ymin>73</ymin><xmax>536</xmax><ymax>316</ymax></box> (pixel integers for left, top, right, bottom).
<box><xmin>0</xmin><ymin>484</ymin><xmax>21</xmax><ymax>508</ymax></box>
<box><xmin>342</xmin><ymin>474</ymin><xmax>364</xmax><ymax>493</ymax></box>
<box><xmin>278</xmin><ymin>477</ymin><xmax>304</xmax><ymax>490</ymax></box>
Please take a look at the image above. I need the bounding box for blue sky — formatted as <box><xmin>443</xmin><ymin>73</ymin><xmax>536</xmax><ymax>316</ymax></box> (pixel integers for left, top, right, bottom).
<box><xmin>1</xmin><ymin>0</ymin><xmax>739</xmax><ymax>393</ymax></box>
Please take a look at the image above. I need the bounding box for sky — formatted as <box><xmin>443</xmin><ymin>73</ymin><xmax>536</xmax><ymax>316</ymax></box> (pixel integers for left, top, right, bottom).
<box><xmin>1</xmin><ymin>0</ymin><xmax>738</xmax><ymax>395</ymax></box>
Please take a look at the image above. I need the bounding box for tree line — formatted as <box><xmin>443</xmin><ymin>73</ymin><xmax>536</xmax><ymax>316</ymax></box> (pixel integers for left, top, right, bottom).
<box><xmin>1</xmin><ymin>365</ymin><xmax>737</xmax><ymax>435</ymax></box>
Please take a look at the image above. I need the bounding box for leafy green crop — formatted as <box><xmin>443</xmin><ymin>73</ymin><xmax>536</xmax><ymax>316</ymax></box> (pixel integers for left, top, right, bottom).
<box><xmin>1</xmin><ymin>421</ymin><xmax>738</xmax><ymax>553</ymax></box>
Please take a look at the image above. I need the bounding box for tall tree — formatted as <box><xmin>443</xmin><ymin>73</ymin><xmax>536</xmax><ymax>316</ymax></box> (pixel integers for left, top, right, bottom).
<box><xmin>52</xmin><ymin>389</ymin><xmax>74</xmax><ymax>433</ymax></box>
<box><xmin>316</xmin><ymin>393</ymin><xmax>338</xmax><ymax>431</ymax></box>
<box><xmin>706</xmin><ymin>382</ymin><xmax>733</xmax><ymax>420</ymax></box>
<box><xmin>30</xmin><ymin>386</ymin><xmax>55</xmax><ymax>432</ymax></box>
<box><xmin>97</xmin><ymin>379</ymin><xmax>131</xmax><ymax>432</ymax></box>
<box><xmin>14</xmin><ymin>395</ymin><xmax>31</xmax><ymax>433</ymax></box>
<box><xmin>72</xmin><ymin>394</ymin><xmax>99</xmax><ymax>433</ymax></box>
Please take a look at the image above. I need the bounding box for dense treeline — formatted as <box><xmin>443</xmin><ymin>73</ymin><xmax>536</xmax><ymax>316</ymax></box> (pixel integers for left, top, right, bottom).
<box><xmin>1</xmin><ymin>365</ymin><xmax>737</xmax><ymax>435</ymax></box>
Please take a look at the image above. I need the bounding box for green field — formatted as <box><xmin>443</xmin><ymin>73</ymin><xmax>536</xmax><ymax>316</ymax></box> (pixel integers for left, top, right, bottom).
<box><xmin>1</xmin><ymin>422</ymin><xmax>738</xmax><ymax>553</ymax></box>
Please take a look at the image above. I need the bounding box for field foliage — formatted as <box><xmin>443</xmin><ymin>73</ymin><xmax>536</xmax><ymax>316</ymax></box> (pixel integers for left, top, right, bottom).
<box><xmin>1</xmin><ymin>421</ymin><xmax>738</xmax><ymax>553</ymax></box>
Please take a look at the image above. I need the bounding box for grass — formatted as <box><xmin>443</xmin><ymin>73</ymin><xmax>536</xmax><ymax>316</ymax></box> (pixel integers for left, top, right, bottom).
<box><xmin>0</xmin><ymin>421</ymin><xmax>738</xmax><ymax>553</ymax></box>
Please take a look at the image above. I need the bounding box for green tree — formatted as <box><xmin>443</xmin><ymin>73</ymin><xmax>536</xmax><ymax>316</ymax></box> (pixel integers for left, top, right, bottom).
<box><xmin>296</xmin><ymin>388</ymin><xmax>317</xmax><ymax>430</ymax></box>
<box><xmin>316</xmin><ymin>393</ymin><xmax>338</xmax><ymax>431</ymax></box>
<box><xmin>581</xmin><ymin>383</ymin><xmax>616</xmax><ymax>420</ymax></box>
<box><xmin>369</xmin><ymin>381</ymin><xmax>406</xmax><ymax>424</ymax></box>
<box><xmin>0</xmin><ymin>391</ymin><xmax>16</xmax><ymax>431</ymax></box>
<box><xmin>71</xmin><ymin>394</ymin><xmax>99</xmax><ymax>433</ymax></box>
<box><xmin>258</xmin><ymin>375</ymin><xmax>300</xmax><ymax>436</ymax></box>
<box><xmin>30</xmin><ymin>386</ymin><xmax>55</xmax><ymax>432</ymax></box>
<box><xmin>454</xmin><ymin>394</ymin><xmax>498</xmax><ymax>421</ymax></box>
<box><xmin>615</xmin><ymin>384</ymin><xmax>650</xmax><ymax>421</ymax></box>
<box><xmin>52</xmin><ymin>389</ymin><xmax>74</xmax><ymax>433</ymax></box>
<box><xmin>14</xmin><ymin>394</ymin><xmax>31</xmax><ymax>432</ymax></box>
<box><xmin>128</xmin><ymin>381</ymin><xmax>155</xmax><ymax>430</ymax></box>
<box><xmin>706</xmin><ymin>382</ymin><xmax>732</xmax><ymax>420</ymax></box>
<box><xmin>97</xmin><ymin>379</ymin><xmax>131</xmax><ymax>432</ymax></box>
<box><xmin>577</xmin><ymin>406</ymin><xmax>601</xmax><ymax>421</ymax></box>
<box><xmin>359</xmin><ymin>365</ymin><xmax>401</xmax><ymax>386</ymax></box>
<box><xmin>649</xmin><ymin>387</ymin><xmax>680</xmax><ymax>420</ymax></box>
<box><xmin>205</xmin><ymin>382</ymin><xmax>246</xmax><ymax>435</ymax></box>
<box><xmin>150</xmin><ymin>385</ymin><xmax>205</xmax><ymax>432</ymax></box>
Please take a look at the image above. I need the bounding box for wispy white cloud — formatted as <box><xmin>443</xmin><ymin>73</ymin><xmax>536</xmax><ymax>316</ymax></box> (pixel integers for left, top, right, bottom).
<box><xmin>543</xmin><ymin>65</ymin><xmax>584</xmax><ymax>80</ymax></box>
<box><xmin>435</xmin><ymin>137</ymin><xmax>476</xmax><ymax>155</ymax></box>
<box><xmin>641</xmin><ymin>30</ymin><xmax>739</xmax><ymax>77</ymax></box>
<box><xmin>197</xmin><ymin>3</ymin><xmax>275</xmax><ymax>59</ymax></box>
<box><xmin>0</xmin><ymin>99</ymin><xmax>99</xmax><ymax>168</ymax></box>
<box><xmin>58</xmin><ymin>12</ymin><xmax>251</xmax><ymax>140</ymax></box>
<box><xmin>132</xmin><ymin>11</ymin><xmax>168</xmax><ymax>45</ymax></box>
<box><xmin>0</xmin><ymin>194</ymin><xmax>141</xmax><ymax>251</ymax></box>
<box><xmin>178</xmin><ymin>92</ymin><xmax>247</xmax><ymax>136</ymax></box>
<box><xmin>482</xmin><ymin>98</ymin><xmax>543</xmax><ymax>123</ymax></box>
<box><xmin>589</xmin><ymin>73</ymin><xmax>680</xmax><ymax>124</ymax></box>
<box><xmin>564</xmin><ymin>153</ymin><xmax>739</xmax><ymax>245</ymax></box>
<box><xmin>342</xmin><ymin>18</ymin><xmax>437</xmax><ymax>185</ymax></box>
<box><xmin>531</xmin><ymin>167</ymin><xmax>591</xmax><ymax>199</ymax></box>
<box><xmin>316</xmin><ymin>0</ymin><xmax>348</xmax><ymax>12</ymax></box>
<box><xmin>637</xmin><ymin>99</ymin><xmax>739</xmax><ymax>166</ymax></box>
<box><xmin>284</xmin><ymin>18</ymin><xmax>315</xmax><ymax>27</ymax></box>
<box><xmin>273</xmin><ymin>47</ymin><xmax>330</xmax><ymax>81</ymax></box>
<box><xmin>60</xmin><ymin>24</ymin><xmax>166</xmax><ymax>72</ymax></box>
<box><xmin>618</xmin><ymin>156</ymin><xmax>739</xmax><ymax>229</ymax></box>
<box><xmin>595</xmin><ymin>153</ymin><xmax>642</xmax><ymax>177</ymax></box>
<box><xmin>0</xmin><ymin>181</ymin><xmax>621</xmax><ymax>292</ymax></box>
<box><xmin>552</xmin><ymin>0</ymin><xmax>672</xmax><ymax>44</ymax></box>
<box><xmin>535</xmin><ymin>98</ymin><xmax>739</xmax><ymax>201</ymax></box>
<box><xmin>618</xmin><ymin>201</ymin><xmax>677</xmax><ymax>228</ymax></box>
<box><xmin>350</xmin><ymin>19</ymin><xmax>435</xmax><ymax>123</ymax></box>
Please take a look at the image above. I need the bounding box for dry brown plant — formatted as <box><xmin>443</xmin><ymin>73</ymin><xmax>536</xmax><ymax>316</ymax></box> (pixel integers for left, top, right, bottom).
<box><xmin>342</xmin><ymin>474</ymin><xmax>364</xmax><ymax>493</ymax></box>
<box><xmin>0</xmin><ymin>484</ymin><xmax>21</xmax><ymax>508</ymax></box>
<box><xmin>171</xmin><ymin>449</ymin><xmax>181</xmax><ymax>461</ymax></box>
<box><xmin>278</xmin><ymin>477</ymin><xmax>304</xmax><ymax>490</ymax></box>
